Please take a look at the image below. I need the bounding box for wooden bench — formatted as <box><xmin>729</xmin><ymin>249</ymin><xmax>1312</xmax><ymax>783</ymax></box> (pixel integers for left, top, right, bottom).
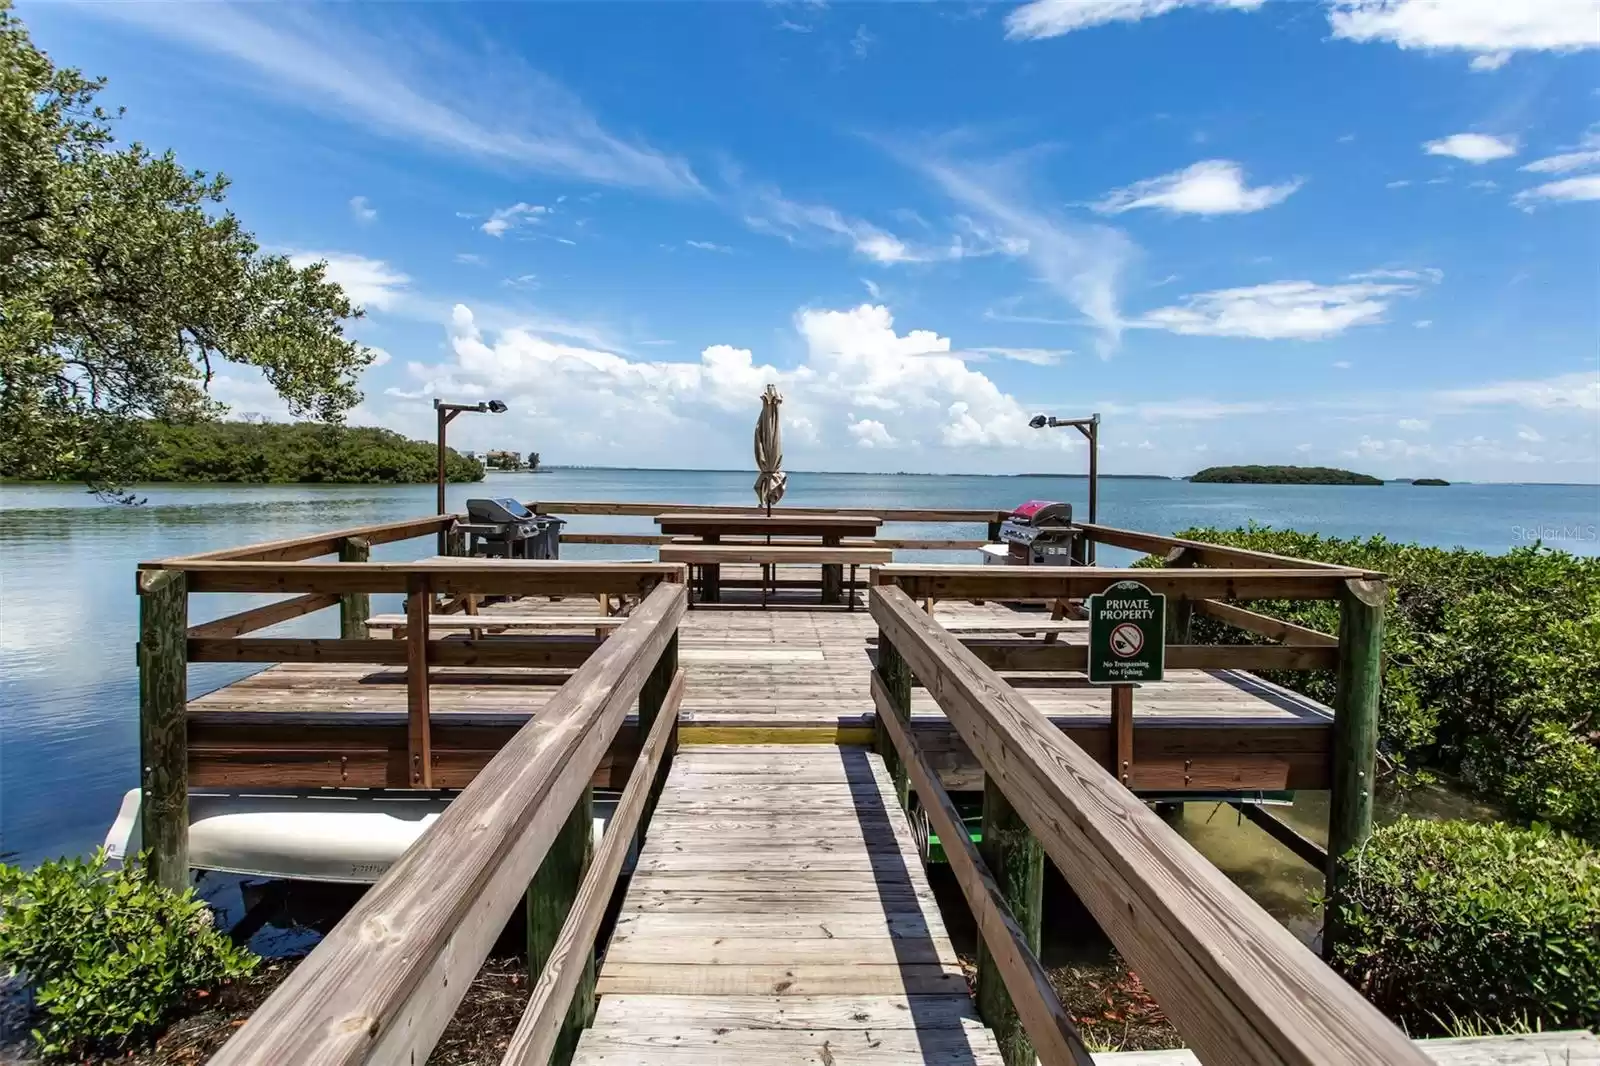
<box><xmin>366</xmin><ymin>613</ymin><xmax>626</xmax><ymax>640</ymax></box>
<box><xmin>658</xmin><ymin>544</ymin><xmax>892</xmax><ymax>608</ymax></box>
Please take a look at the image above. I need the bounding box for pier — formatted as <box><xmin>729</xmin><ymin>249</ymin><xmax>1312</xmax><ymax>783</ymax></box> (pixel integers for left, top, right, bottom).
<box><xmin>130</xmin><ymin>503</ymin><xmax>1598</xmax><ymax>1065</ymax></box>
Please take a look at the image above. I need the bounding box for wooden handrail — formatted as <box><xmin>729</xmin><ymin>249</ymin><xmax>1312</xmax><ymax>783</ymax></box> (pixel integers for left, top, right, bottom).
<box><xmin>868</xmin><ymin>585</ymin><xmax>1427</xmax><ymax>1066</ymax></box>
<box><xmin>187</xmin><ymin>635</ymin><xmax>604</xmax><ymax>667</ymax></box>
<box><xmin>157</xmin><ymin>515</ymin><xmax>454</xmax><ymax>564</ymax></box>
<box><xmin>185</xmin><ymin>593</ymin><xmax>339</xmax><ymax>639</ymax></box>
<box><xmin>211</xmin><ymin>582</ymin><xmax>687</xmax><ymax>1065</ymax></box>
<box><xmin>141</xmin><ymin>559</ymin><xmax>685</xmax><ymax>595</ymax></box>
<box><xmin>564</xmin><ymin>532</ymin><xmax>989</xmax><ymax>550</ymax></box>
<box><xmin>1193</xmin><ymin>599</ymin><xmax>1339</xmax><ymax>647</ymax></box>
<box><xmin>873</xmin><ymin>564</ymin><xmax>1368</xmax><ymax>602</ymax></box>
<box><xmin>530</xmin><ymin>499</ymin><xmax>1008</xmax><ymax>523</ymax></box>
<box><xmin>871</xmin><ymin>671</ymin><xmax>1094</xmax><ymax>1066</ymax></box>
<box><xmin>1072</xmin><ymin>522</ymin><xmax>1357</xmax><ymax>571</ymax></box>
<box><xmin>961</xmin><ymin>640</ymin><xmax>1337</xmax><ymax>672</ymax></box>
<box><xmin>501</xmin><ymin>667</ymin><xmax>685</xmax><ymax>1065</ymax></box>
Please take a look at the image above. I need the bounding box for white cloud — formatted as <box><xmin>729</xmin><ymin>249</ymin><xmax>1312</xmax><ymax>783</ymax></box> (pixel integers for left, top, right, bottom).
<box><xmin>1329</xmin><ymin>0</ymin><xmax>1600</xmax><ymax>69</ymax></box>
<box><xmin>967</xmin><ymin>347</ymin><xmax>1069</xmax><ymax>366</ymax></box>
<box><xmin>454</xmin><ymin>253</ymin><xmax>485</xmax><ymax>265</ymax></box>
<box><xmin>740</xmin><ymin>185</ymin><xmax>926</xmax><ymax>264</ymax></box>
<box><xmin>1517</xmin><ymin>425</ymin><xmax>1545</xmax><ymax>442</ymax></box>
<box><xmin>1397</xmin><ymin>418</ymin><xmax>1430</xmax><ymax>431</ymax></box>
<box><xmin>1414</xmin><ymin>319</ymin><xmax>1433</xmax><ymax>328</ymax></box>
<box><xmin>913</xmin><ymin>154</ymin><xmax>1136</xmax><ymax>355</ymax></box>
<box><xmin>1437</xmin><ymin>371</ymin><xmax>1600</xmax><ymax>412</ymax></box>
<box><xmin>1423</xmin><ymin>133</ymin><xmax>1518</xmax><ymax>163</ymax></box>
<box><xmin>482</xmin><ymin>203</ymin><xmax>547</xmax><ymax>237</ymax></box>
<box><xmin>851</xmin><ymin>25</ymin><xmax>876</xmax><ymax>58</ymax></box>
<box><xmin>1093</xmin><ymin>160</ymin><xmax>1302</xmax><ymax>215</ymax></box>
<box><xmin>686</xmin><ymin>240</ymin><xmax>733</xmax><ymax>253</ymax></box>
<box><xmin>1513</xmin><ymin>174</ymin><xmax>1600</xmax><ymax>207</ymax></box>
<box><xmin>287</xmin><ymin>252</ymin><xmax>409</xmax><ymax>312</ymax></box>
<box><xmin>1005</xmin><ymin>0</ymin><xmax>1264</xmax><ymax>41</ymax></box>
<box><xmin>349</xmin><ymin>196</ymin><xmax>377</xmax><ymax>223</ymax></box>
<box><xmin>863</xmin><ymin>279</ymin><xmax>882</xmax><ymax>299</ymax></box>
<box><xmin>1332</xmin><ymin>360</ymin><xmax>1353</xmax><ymax>369</ymax></box>
<box><xmin>78</xmin><ymin>4</ymin><xmax>701</xmax><ymax>194</ymax></box>
<box><xmin>367</xmin><ymin>346</ymin><xmax>392</xmax><ymax>368</ymax></box>
<box><xmin>1386</xmin><ymin>179</ymin><xmax>1412</xmax><ymax>189</ymax></box>
<box><xmin>1126</xmin><ymin>398</ymin><xmax>1281</xmax><ymax>421</ymax></box>
<box><xmin>849</xmin><ymin>419</ymin><xmax>896</xmax><ymax>448</ymax></box>
<box><xmin>408</xmin><ymin>302</ymin><xmax>1077</xmax><ymax>467</ymax></box>
<box><xmin>1135</xmin><ymin>271</ymin><xmax>1433</xmax><ymax>340</ymax></box>
<box><xmin>1521</xmin><ymin>131</ymin><xmax>1600</xmax><ymax>174</ymax></box>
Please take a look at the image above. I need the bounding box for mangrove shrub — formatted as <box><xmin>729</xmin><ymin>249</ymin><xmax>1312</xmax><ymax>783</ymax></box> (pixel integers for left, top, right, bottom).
<box><xmin>0</xmin><ymin>850</ymin><xmax>257</xmax><ymax>1056</ymax></box>
<box><xmin>1330</xmin><ymin>818</ymin><xmax>1599</xmax><ymax>1033</ymax></box>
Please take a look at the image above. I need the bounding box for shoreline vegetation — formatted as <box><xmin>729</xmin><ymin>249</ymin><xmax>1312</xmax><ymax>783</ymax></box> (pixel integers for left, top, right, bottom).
<box><xmin>1189</xmin><ymin>465</ymin><xmax>1385</xmax><ymax>485</ymax></box>
<box><xmin>3</xmin><ymin>421</ymin><xmax>485</xmax><ymax>486</ymax></box>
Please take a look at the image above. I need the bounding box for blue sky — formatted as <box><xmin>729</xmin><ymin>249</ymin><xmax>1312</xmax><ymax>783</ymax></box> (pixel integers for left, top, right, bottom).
<box><xmin>25</xmin><ymin>0</ymin><xmax>1600</xmax><ymax>481</ymax></box>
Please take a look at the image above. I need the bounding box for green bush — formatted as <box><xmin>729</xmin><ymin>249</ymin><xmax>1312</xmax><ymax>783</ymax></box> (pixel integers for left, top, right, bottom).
<box><xmin>0</xmin><ymin>850</ymin><xmax>256</xmax><ymax>1057</ymax></box>
<box><xmin>1154</xmin><ymin>526</ymin><xmax>1600</xmax><ymax>840</ymax></box>
<box><xmin>1330</xmin><ymin>818</ymin><xmax>1600</xmax><ymax>1032</ymax></box>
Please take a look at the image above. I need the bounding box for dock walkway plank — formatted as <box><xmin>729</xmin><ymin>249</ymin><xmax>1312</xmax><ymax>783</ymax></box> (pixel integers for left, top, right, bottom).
<box><xmin>575</xmin><ymin>744</ymin><xmax>1004</xmax><ymax>1065</ymax></box>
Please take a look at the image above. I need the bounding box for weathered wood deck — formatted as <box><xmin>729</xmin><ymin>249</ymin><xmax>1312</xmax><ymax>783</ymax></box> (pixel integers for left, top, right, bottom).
<box><xmin>187</xmin><ymin>569</ymin><xmax>1334</xmax><ymax>795</ymax></box>
<box><xmin>575</xmin><ymin>744</ymin><xmax>1005</xmax><ymax>1064</ymax></box>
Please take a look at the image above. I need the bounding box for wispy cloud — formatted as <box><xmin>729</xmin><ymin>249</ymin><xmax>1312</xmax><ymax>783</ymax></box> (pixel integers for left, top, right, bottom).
<box><xmin>1423</xmin><ymin>133</ymin><xmax>1518</xmax><ymax>163</ymax></box>
<box><xmin>910</xmin><ymin>152</ymin><xmax>1136</xmax><ymax>355</ymax></box>
<box><xmin>1134</xmin><ymin>270</ymin><xmax>1436</xmax><ymax>340</ymax></box>
<box><xmin>965</xmin><ymin>347</ymin><xmax>1070</xmax><ymax>366</ymax></box>
<box><xmin>1005</xmin><ymin>0</ymin><xmax>1264</xmax><ymax>41</ymax></box>
<box><xmin>1436</xmin><ymin>371</ymin><xmax>1600</xmax><ymax>412</ymax></box>
<box><xmin>1329</xmin><ymin>0</ymin><xmax>1600</xmax><ymax>71</ymax></box>
<box><xmin>348</xmin><ymin>195</ymin><xmax>377</xmax><ymax>223</ymax></box>
<box><xmin>1093</xmin><ymin>159</ymin><xmax>1302</xmax><ymax>216</ymax></box>
<box><xmin>1513</xmin><ymin>174</ymin><xmax>1600</xmax><ymax>208</ymax></box>
<box><xmin>288</xmin><ymin>252</ymin><xmax>409</xmax><ymax>312</ymax></box>
<box><xmin>78</xmin><ymin>4</ymin><xmax>702</xmax><ymax>194</ymax></box>
<box><xmin>482</xmin><ymin>202</ymin><xmax>547</xmax><ymax>238</ymax></box>
<box><xmin>686</xmin><ymin>240</ymin><xmax>734</xmax><ymax>253</ymax></box>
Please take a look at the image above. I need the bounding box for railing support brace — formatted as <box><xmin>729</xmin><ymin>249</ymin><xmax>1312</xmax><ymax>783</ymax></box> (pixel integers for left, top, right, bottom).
<box><xmin>138</xmin><ymin>568</ymin><xmax>189</xmax><ymax>894</ymax></box>
<box><xmin>1326</xmin><ymin>576</ymin><xmax>1385</xmax><ymax>958</ymax></box>
<box><xmin>526</xmin><ymin>787</ymin><xmax>594</xmax><ymax>1066</ymax></box>
<box><xmin>338</xmin><ymin>536</ymin><xmax>371</xmax><ymax>639</ymax></box>
<box><xmin>637</xmin><ymin>632</ymin><xmax>679</xmax><ymax>836</ymax></box>
<box><xmin>874</xmin><ymin>632</ymin><xmax>913</xmax><ymax>812</ymax></box>
<box><xmin>977</xmin><ymin>780</ymin><xmax>1045</xmax><ymax>1066</ymax></box>
<box><xmin>1163</xmin><ymin>546</ymin><xmax>1196</xmax><ymax>645</ymax></box>
<box><xmin>405</xmin><ymin>574</ymin><xmax>433</xmax><ymax>787</ymax></box>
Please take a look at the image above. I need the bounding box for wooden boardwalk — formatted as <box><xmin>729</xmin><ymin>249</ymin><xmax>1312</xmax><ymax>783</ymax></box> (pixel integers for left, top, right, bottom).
<box><xmin>576</xmin><ymin>744</ymin><xmax>1005</xmax><ymax>1065</ymax></box>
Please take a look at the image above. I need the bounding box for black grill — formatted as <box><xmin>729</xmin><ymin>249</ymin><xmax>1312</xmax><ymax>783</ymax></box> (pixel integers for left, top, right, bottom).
<box><xmin>460</xmin><ymin>498</ymin><xmax>564</xmax><ymax>559</ymax></box>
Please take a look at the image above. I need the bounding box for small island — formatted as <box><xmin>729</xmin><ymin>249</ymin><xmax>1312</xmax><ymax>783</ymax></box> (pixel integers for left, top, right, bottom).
<box><xmin>1190</xmin><ymin>465</ymin><xmax>1384</xmax><ymax>486</ymax></box>
<box><xmin>1412</xmin><ymin>477</ymin><xmax>1451</xmax><ymax>486</ymax></box>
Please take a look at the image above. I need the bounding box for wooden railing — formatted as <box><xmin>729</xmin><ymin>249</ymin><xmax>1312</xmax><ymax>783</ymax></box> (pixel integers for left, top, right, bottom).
<box><xmin>135</xmin><ymin>509</ymin><xmax>686</xmax><ymax>891</ymax></box>
<box><xmin>211</xmin><ymin>581</ymin><xmax>687</xmax><ymax>1064</ymax></box>
<box><xmin>868</xmin><ymin>582</ymin><xmax>1421</xmax><ymax>1066</ymax></box>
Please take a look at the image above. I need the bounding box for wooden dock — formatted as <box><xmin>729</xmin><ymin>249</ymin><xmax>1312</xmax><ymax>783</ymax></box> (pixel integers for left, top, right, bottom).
<box><xmin>136</xmin><ymin>504</ymin><xmax>1593</xmax><ymax>1066</ymax></box>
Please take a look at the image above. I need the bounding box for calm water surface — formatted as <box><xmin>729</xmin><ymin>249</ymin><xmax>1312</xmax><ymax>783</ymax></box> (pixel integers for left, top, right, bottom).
<box><xmin>1</xmin><ymin>471</ymin><xmax>1594</xmax><ymax>888</ymax></box>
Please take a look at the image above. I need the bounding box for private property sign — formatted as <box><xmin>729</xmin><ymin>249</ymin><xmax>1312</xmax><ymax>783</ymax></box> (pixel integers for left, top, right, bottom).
<box><xmin>1088</xmin><ymin>580</ymin><xmax>1166</xmax><ymax>684</ymax></box>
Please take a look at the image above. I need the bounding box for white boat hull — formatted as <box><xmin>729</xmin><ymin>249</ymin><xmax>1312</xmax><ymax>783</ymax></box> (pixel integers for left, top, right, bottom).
<box><xmin>105</xmin><ymin>788</ymin><xmax>621</xmax><ymax>884</ymax></box>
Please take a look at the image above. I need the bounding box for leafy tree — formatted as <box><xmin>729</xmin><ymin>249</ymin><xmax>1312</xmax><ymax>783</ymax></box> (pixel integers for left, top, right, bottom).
<box><xmin>528</xmin><ymin>450</ymin><xmax>540</xmax><ymax>471</ymax></box>
<box><xmin>0</xmin><ymin>2</ymin><xmax>370</xmax><ymax>492</ymax></box>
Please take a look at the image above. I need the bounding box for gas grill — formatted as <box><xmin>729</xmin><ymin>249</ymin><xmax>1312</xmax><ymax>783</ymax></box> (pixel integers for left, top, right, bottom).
<box><xmin>994</xmin><ymin>500</ymin><xmax>1080</xmax><ymax>566</ymax></box>
<box><xmin>460</xmin><ymin>498</ymin><xmax>564</xmax><ymax>559</ymax></box>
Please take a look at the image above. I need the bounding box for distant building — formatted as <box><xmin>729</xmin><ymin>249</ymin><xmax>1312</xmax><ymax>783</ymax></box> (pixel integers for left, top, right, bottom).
<box><xmin>485</xmin><ymin>449</ymin><xmax>522</xmax><ymax>470</ymax></box>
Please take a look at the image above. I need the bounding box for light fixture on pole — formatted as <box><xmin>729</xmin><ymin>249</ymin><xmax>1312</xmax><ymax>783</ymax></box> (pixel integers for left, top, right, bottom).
<box><xmin>434</xmin><ymin>398</ymin><xmax>508</xmax><ymax>552</ymax></box>
<box><xmin>1029</xmin><ymin>412</ymin><xmax>1100</xmax><ymax>563</ymax></box>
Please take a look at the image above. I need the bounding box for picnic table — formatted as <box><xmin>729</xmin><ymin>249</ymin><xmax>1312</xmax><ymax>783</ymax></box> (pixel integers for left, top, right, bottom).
<box><xmin>654</xmin><ymin>513</ymin><xmax>883</xmax><ymax>604</ymax></box>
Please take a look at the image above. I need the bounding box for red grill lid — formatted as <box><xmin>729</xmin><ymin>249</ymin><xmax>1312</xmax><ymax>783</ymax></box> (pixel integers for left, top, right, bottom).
<box><xmin>1009</xmin><ymin>500</ymin><xmax>1071</xmax><ymax>525</ymax></box>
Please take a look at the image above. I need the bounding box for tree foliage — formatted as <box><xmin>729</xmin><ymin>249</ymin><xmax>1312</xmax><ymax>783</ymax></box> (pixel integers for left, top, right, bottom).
<box><xmin>1189</xmin><ymin>465</ymin><xmax>1384</xmax><ymax>485</ymax></box>
<box><xmin>0</xmin><ymin>2</ymin><xmax>371</xmax><ymax>490</ymax></box>
<box><xmin>34</xmin><ymin>418</ymin><xmax>486</xmax><ymax>484</ymax></box>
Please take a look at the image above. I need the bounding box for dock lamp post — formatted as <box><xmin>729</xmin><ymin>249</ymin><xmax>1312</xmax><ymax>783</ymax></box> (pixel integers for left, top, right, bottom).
<box><xmin>434</xmin><ymin>398</ymin><xmax>507</xmax><ymax>552</ymax></box>
<box><xmin>1029</xmin><ymin>412</ymin><xmax>1100</xmax><ymax>563</ymax></box>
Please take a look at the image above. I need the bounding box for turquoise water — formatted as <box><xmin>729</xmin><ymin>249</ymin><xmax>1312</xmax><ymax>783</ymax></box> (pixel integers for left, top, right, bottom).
<box><xmin>0</xmin><ymin>470</ymin><xmax>1595</xmax><ymax>865</ymax></box>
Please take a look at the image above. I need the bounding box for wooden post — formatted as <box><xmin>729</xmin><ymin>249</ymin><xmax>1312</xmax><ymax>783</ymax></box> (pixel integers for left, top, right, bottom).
<box><xmin>976</xmin><ymin>779</ymin><xmax>1045</xmax><ymax>1066</ymax></box>
<box><xmin>526</xmin><ymin>786</ymin><xmax>594</xmax><ymax>1066</ymax></box>
<box><xmin>820</xmin><ymin>534</ymin><xmax>843</xmax><ymax>605</ymax></box>
<box><xmin>1111</xmin><ymin>685</ymin><xmax>1134</xmax><ymax>786</ymax></box>
<box><xmin>1325</xmin><ymin>576</ymin><xmax>1385</xmax><ymax>959</ymax></box>
<box><xmin>444</xmin><ymin>524</ymin><xmax>468</xmax><ymax>558</ymax></box>
<box><xmin>338</xmin><ymin>536</ymin><xmax>370</xmax><ymax>639</ymax></box>
<box><xmin>406</xmin><ymin>575</ymin><xmax>433</xmax><ymax>787</ymax></box>
<box><xmin>138</xmin><ymin>569</ymin><xmax>189</xmax><ymax>894</ymax></box>
<box><xmin>986</xmin><ymin>517</ymin><xmax>1003</xmax><ymax>543</ymax></box>
<box><xmin>1163</xmin><ymin>546</ymin><xmax>1195</xmax><ymax>646</ymax></box>
<box><xmin>637</xmin><ymin>633</ymin><xmax>678</xmax><ymax>834</ymax></box>
<box><xmin>875</xmin><ymin>632</ymin><xmax>913</xmax><ymax>812</ymax></box>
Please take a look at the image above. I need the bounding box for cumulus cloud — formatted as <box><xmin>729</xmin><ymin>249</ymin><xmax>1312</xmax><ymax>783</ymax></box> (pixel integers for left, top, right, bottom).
<box><xmin>1005</xmin><ymin>0</ymin><xmax>1264</xmax><ymax>41</ymax></box>
<box><xmin>1134</xmin><ymin>270</ymin><xmax>1435</xmax><ymax>340</ymax></box>
<box><xmin>1329</xmin><ymin>0</ymin><xmax>1600</xmax><ymax>70</ymax></box>
<box><xmin>287</xmin><ymin>252</ymin><xmax>408</xmax><ymax>312</ymax></box>
<box><xmin>408</xmin><ymin>302</ymin><xmax>1075</xmax><ymax>465</ymax></box>
<box><xmin>1093</xmin><ymin>160</ymin><xmax>1302</xmax><ymax>215</ymax></box>
<box><xmin>482</xmin><ymin>202</ymin><xmax>547</xmax><ymax>237</ymax></box>
<box><xmin>1423</xmin><ymin>133</ymin><xmax>1518</xmax><ymax>163</ymax></box>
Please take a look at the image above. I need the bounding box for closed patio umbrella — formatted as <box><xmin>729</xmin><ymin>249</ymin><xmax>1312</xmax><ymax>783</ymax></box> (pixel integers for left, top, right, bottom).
<box><xmin>753</xmin><ymin>384</ymin><xmax>787</xmax><ymax>516</ymax></box>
